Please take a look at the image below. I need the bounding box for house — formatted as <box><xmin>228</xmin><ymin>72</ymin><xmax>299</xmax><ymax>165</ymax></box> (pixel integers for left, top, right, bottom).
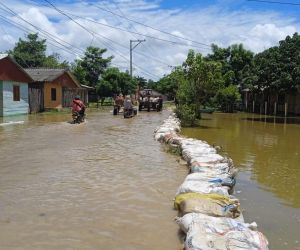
<box><xmin>81</xmin><ymin>84</ymin><xmax>97</xmax><ymax>103</ymax></box>
<box><xmin>0</xmin><ymin>54</ymin><xmax>33</xmax><ymax>117</ymax></box>
<box><xmin>25</xmin><ymin>68</ymin><xmax>87</xmax><ymax>112</ymax></box>
<box><xmin>242</xmin><ymin>89</ymin><xmax>300</xmax><ymax>116</ymax></box>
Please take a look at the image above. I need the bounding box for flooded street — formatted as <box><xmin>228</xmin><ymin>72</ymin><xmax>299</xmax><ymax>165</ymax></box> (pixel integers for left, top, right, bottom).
<box><xmin>1</xmin><ymin>110</ymin><xmax>300</xmax><ymax>250</ymax></box>
<box><xmin>182</xmin><ymin>112</ymin><xmax>300</xmax><ymax>250</ymax></box>
<box><xmin>0</xmin><ymin>110</ymin><xmax>187</xmax><ymax>250</ymax></box>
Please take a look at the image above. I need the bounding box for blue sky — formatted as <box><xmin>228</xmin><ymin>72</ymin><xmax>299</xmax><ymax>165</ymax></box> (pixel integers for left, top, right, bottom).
<box><xmin>1</xmin><ymin>0</ymin><xmax>300</xmax><ymax>79</ymax></box>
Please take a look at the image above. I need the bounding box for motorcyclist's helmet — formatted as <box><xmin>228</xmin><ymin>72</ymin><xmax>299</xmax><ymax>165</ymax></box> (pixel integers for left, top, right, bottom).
<box><xmin>75</xmin><ymin>95</ymin><xmax>80</xmax><ymax>100</ymax></box>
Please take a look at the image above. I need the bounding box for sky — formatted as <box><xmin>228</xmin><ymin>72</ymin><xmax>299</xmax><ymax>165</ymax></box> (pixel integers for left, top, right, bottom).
<box><xmin>0</xmin><ymin>0</ymin><xmax>300</xmax><ymax>80</ymax></box>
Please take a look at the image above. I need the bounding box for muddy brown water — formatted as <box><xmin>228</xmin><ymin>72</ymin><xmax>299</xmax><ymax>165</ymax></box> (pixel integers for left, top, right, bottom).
<box><xmin>0</xmin><ymin>110</ymin><xmax>187</xmax><ymax>250</ymax></box>
<box><xmin>182</xmin><ymin>112</ymin><xmax>300</xmax><ymax>250</ymax></box>
<box><xmin>1</xmin><ymin>110</ymin><xmax>300</xmax><ymax>250</ymax></box>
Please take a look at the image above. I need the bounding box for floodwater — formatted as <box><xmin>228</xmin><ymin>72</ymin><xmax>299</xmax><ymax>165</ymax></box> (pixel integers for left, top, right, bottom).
<box><xmin>182</xmin><ymin>112</ymin><xmax>300</xmax><ymax>250</ymax></box>
<box><xmin>0</xmin><ymin>109</ymin><xmax>187</xmax><ymax>250</ymax></box>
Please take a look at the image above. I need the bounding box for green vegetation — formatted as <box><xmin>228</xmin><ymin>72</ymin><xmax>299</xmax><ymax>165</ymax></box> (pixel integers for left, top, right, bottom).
<box><xmin>154</xmin><ymin>33</ymin><xmax>300</xmax><ymax>126</ymax></box>
<box><xmin>8</xmin><ymin>33</ymin><xmax>69</xmax><ymax>68</ymax></box>
<box><xmin>6</xmin><ymin>32</ymin><xmax>300</xmax><ymax>123</ymax></box>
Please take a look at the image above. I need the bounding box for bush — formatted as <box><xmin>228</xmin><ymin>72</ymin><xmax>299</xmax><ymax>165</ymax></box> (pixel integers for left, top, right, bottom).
<box><xmin>175</xmin><ymin>104</ymin><xmax>197</xmax><ymax>126</ymax></box>
<box><xmin>214</xmin><ymin>85</ymin><xmax>241</xmax><ymax>112</ymax></box>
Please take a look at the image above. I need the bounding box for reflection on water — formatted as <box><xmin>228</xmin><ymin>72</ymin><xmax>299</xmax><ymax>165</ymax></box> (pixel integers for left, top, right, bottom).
<box><xmin>0</xmin><ymin>110</ymin><xmax>187</xmax><ymax>250</ymax></box>
<box><xmin>244</xmin><ymin>116</ymin><xmax>300</xmax><ymax>125</ymax></box>
<box><xmin>182</xmin><ymin>112</ymin><xmax>300</xmax><ymax>250</ymax></box>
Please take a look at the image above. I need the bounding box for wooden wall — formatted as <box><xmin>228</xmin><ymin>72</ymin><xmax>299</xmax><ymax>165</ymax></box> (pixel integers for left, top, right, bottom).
<box><xmin>28</xmin><ymin>83</ymin><xmax>44</xmax><ymax>113</ymax></box>
<box><xmin>62</xmin><ymin>88</ymin><xmax>88</xmax><ymax>107</ymax></box>
<box><xmin>44</xmin><ymin>82</ymin><xmax>62</xmax><ymax>109</ymax></box>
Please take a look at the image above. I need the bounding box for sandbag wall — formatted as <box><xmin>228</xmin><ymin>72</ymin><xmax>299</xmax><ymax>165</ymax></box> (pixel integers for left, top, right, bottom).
<box><xmin>154</xmin><ymin>114</ymin><xmax>269</xmax><ymax>250</ymax></box>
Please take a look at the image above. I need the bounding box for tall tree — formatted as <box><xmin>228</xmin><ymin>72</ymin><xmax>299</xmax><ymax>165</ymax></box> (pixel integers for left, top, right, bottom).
<box><xmin>206</xmin><ymin>44</ymin><xmax>254</xmax><ymax>87</ymax></box>
<box><xmin>97</xmin><ymin>67</ymin><xmax>136</xmax><ymax>98</ymax></box>
<box><xmin>175</xmin><ymin>50</ymin><xmax>224</xmax><ymax>125</ymax></box>
<box><xmin>9</xmin><ymin>33</ymin><xmax>46</xmax><ymax>68</ymax></box>
<box><xmin>250</xmin><ymin>33</ymin><xmax>300</xmax><ymax>94</ymax></box>
<box><xmin>8</xmin><ymin>33</ymin><xmax>66</xmax><ymax>68</ymax></box>
<box><xmin>72</xmin><ymin>46</ymin><xmax>113</xmax><ymax>87</ymax></box>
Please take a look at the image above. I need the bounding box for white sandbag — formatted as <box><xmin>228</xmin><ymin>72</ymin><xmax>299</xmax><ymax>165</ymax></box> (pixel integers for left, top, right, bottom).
<box><xmin>189</xmin><ymin>154</ymin><xmax>225</xmax><ymax>164</ymax></box>
<box><xmin>182</xmin><ymin>148</ymin><xmax>217</xmax><ymax>161</ymax></box>
<box><xmin>184</xmin><ymin>172</ymin><xmax>232</xmax><ymax>183</ymax></box>
<box><xmin>175</xmin><ymin>213</ymin><xmax>256</xmax><ymax>234</ymax></box>
<box><xmin>156</xmin><ymin>127</ymin><xmax>176</xmax><ymax>133</ymax></box>
<box><xmin>185</xmin><ymin>222</ymin><xmax>269</xmax><ymax>250</ymax></box>
<box><xmin>189</xmin><ymin>167</ymin><xmax>233</xmax><ymax>179</ymax></box>
<box><xmin>154</xmin><ymin>132</ymin><xmax>165</xmax><ymax>141</ymax></box>
<box><xmin>176</xmin><ymin>179</ymin><xmax>230</xmax><ymax>196</ymax></box>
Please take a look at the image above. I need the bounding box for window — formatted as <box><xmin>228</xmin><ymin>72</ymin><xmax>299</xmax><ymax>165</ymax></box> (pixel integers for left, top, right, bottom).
<box><xmin>13</xmin><ymin>85</ymin><xmax>20</xmax><ymax>101</ymax></box>
<box><xmin>51</xmin><ymin>88</ymin><xmax>56</xmax><ymax>101</ymax></box>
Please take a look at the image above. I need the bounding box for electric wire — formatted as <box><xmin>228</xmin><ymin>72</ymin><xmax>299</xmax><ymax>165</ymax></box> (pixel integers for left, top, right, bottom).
<box><xmin>41</xmin><ymin>0</ymin><xmax>161</xmax><ymax>79</ymax></box>
<box><xmin>89</xmin><ymin>1</ymin><xmax>212</xmax><ymax>48</ymax></box>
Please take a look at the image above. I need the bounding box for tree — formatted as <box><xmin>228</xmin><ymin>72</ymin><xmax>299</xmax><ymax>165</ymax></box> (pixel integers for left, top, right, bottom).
<box><xmin>206</xmin><ymin>44</ymin><xmax>254</xmax><ymax>88</ymax></box>
<box><xmin>249</xmin><ymin>33</ymin><xmax>300</xmax><ymax>94</ymax></box>
<box><xmin>8</xmin><ymin>33</ymin><xmax>67</xmax><ymax>68</ymax></box>
<box><xmin>134</xmin><ymin>76</ymin><xmax>147</xmax><ymax>89</ymax></box>
<box><xmin>96</xmin><ymin>67</ymin><xmax>137</xmax><ymax>101</ymax></box>
<box><xmin>176</xmin><ymin>50</ymin><xmax>224</xmax><ymax>125</ymax></box>
<box><xmin>72</xmin><ymin>46</ymin><xmax>113</xmax><ymax>87</ymax></box>
<box><xmin>155</xmin><ymin>67</ymin><xmax>183</xmax><ymax>100</ymax></box>
<box><xmin>215</xmin><ymin>85</ymin><xmax>241</xmax><ymax>112</ymax></box>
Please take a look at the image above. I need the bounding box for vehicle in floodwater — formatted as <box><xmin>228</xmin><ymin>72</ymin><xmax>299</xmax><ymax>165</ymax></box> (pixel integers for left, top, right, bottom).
<box><xmin>72</xmin><ymin>111</ymin><xmax>85</xmax><ymax>124</ymax></box>
<box><xmin>139</xmin><ymin>89</ymin><xmax>163</xmax><ymax>112</ymax></box>
<box><xmin>123</xmin><ymin>108</ymin><xmax>137</xmax><ymax>118</ymax></box>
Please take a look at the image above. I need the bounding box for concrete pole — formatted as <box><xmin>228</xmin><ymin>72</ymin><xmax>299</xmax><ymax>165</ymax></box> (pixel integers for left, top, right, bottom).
<box><xmin>265</xmin><ymin>101</ymin><xmax>267</xmax><ymax>115</ymax></box>
<box><xmin>285</xmin><ymin>102</ymin><xmax>288</xmax><ymax>117</ymax></box>
<box><xmin>253</xmin><ymin>101</ymin><xmax>255</xmax><ymax>113</ymax></box>
<box><xmin>274</xmin><ymin>102</ymin><xmax>277</xmax><ymax>116</ymax></box>
<box><xmin>130</xmin><ymin>39</ymin><xmax>146</xmax><ymax>78</ymax></box>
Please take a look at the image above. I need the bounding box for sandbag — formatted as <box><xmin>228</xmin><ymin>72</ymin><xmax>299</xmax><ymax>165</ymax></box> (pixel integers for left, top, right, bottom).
<box><xmin>175</xmin><ymin>213</ymin><xmax>257</xmax><ymax>234</ymax></box>
<box><xmin>180</xmin><ymin>172</ymin><xmax>236</xmax><ymax>188</ymax></box>
<box><xmin>176</xmin><ymin>180</ymin><xmax>230</xmax><ymax>196</ymax></box>
<box><xmin>184</xmin><ymin>222</ymin><xmax>269</xmax><ymax>250</ymax></box>
<box><xmin>189</xmin><ymin>154</ymin><xmax>225</xmax><ymax>164</ymax></box>
<box><xmin>174</xmin><ymin>193</ymin><xmax>241</xmax><ymax>218</ymax></box>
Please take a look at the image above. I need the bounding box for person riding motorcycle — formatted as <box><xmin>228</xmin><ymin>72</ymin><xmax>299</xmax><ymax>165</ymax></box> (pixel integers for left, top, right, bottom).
<box><xmin>123</xmin><ymin>95</ymin><xmax>133</xmax><ymax>110</ymax></box>
<box><xmin>72</xmin><ymin>95</ymin><xmax>86</xmax><ymax>123</ymax></box>
<box><xmin>123</xmin><ymin>95</ymin><xmax>135</xmax><ymax>118</ymax></box>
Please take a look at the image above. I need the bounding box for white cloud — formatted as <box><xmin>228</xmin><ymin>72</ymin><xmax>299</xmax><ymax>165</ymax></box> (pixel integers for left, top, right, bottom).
<box><xmin>0</xmin><ymin>0</ymin><xmax>299</xmax><ymax>80</ymax></box>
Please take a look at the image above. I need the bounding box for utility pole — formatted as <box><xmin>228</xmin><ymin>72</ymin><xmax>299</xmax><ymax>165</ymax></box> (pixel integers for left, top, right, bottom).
<box><xmin>130</xmin><ymin>39</ymin><xmax>146</xmax><ymax>78</ymax></box>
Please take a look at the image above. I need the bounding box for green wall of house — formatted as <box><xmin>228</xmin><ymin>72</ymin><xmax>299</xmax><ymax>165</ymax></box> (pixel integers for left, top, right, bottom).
<box><xmin>1</xmin><ymin>81</ymin><xmax>29</xmax><ymax>117</ymax></box>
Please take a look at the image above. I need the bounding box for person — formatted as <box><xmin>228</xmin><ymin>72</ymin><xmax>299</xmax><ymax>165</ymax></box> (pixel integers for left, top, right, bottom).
<box><xmin>72</xmin><ymin>95</ymin><xmax>86</xmax><ymax>118</ymax></box>
<box><xmin>123</xmin><ymin>95</ymin><xmax>133</xmax><ymax>110</ymax></box>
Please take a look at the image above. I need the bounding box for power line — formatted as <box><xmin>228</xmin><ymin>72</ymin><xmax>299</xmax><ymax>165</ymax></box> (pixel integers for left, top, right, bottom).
<box><xmin>89</xmin><ymin>2</ymin><xmax>212</xmax><ymax>48</ymax></box>
<box><xmin>111</xmin><ymin>0</ymin><xmax>172</xmax><ymax>58</ymax></box>
<box><xmin>247</xmin><ymin>0</ymin><xmax>300</xmax><ymax>6</ymax></box>
<box><xmin>0</xmin><ymin>2</ymin><xmax>85</xmax><ymax>56</ymax></box>
<box><xmin>0</xmin><ymin>14</ymin><xmax>84</xmax><ymax>59</ymax></box>
<box><xmin>41</xmin><ymin>0</ymin><xmax>161</xmax><ymax>79</ymax></box>
<box><xmin>64</xmin><ymin>12</ymin><xmax>209</xmax><ymax>50</ymax></box>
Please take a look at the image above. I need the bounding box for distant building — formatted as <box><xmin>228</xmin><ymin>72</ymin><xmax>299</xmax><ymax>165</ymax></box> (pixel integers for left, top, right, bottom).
<box><xmin>242</xmin><ymin>89</ymin><xmax>300</xmax><ymax>116</ymax></box>
<box><xmin>0</xmin><ymin>54</ymin><xmax>33</xmax><ymax>117</ymax></box>
<box><xmin>25</xmin><ymin>68</ymin><xmax>87</xmax><ymax>112</ymax></box>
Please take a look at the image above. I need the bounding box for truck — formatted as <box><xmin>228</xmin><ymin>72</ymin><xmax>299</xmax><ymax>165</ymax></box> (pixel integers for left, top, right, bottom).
<box><xmin>138</xmin><ymin>89</ymin><xmax>163</xmax><ymax>112</ymax></box>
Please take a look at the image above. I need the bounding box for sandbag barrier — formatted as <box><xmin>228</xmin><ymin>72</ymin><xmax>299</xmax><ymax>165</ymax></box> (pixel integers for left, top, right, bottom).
<box><xmin>154</xmin><ymin>114</ymin><xmax>269</xmax><ymax>250</ymax></box>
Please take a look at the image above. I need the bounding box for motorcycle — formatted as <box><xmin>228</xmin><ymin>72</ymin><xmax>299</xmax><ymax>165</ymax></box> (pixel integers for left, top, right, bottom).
<box><xmin>123</xmin><ymin>108</ymin><xmax>137</xmax><ymax>118</ymax></box>
<box><xmin>72</xmin><ymin>111</ymin><xmax>85</xmax><ymax>124</ymax></box>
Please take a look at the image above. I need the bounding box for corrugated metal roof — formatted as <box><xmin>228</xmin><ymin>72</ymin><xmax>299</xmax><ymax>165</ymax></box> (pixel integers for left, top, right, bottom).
<box><xmin>25</xmin><ymin>68</ymin><xmax>66</xmax><ymax>82</ymax></box>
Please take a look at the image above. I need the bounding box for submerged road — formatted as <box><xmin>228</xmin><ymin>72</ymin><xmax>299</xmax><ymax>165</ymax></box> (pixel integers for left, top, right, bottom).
<box><xmin>0</xmin><ymin>110</ymin><xmax>187</xmax><ymax>250</ymax></box>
